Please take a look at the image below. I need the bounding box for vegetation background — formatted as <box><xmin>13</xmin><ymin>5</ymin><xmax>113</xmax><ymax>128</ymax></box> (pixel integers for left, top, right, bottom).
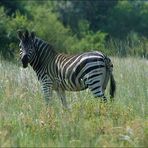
<box><xmin>0</xmin><ymin>0</ymin><xmax>148</xmax><ymax>147</ymax></box>
<box><xmin>0</xmin><ymin>0</ymin><xmax>148</xmax><ymax>59</ymax></box>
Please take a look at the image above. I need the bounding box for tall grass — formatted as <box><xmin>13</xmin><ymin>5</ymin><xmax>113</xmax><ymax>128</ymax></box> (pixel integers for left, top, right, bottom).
<box><xmin>0</xmin><ymin>57</ymin><xmax>148</xmax><ymax>147</ymax></box>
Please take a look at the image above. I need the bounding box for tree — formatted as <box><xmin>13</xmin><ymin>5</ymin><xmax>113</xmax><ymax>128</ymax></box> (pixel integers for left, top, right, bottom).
<box><xmin>0</xmin><ymin>0</ymin><xmax>25</xmax><ymax>15</ymax></box>
<box><xmin>53</xmin><ymin>0</ymin><xmax>118</xmax><ymax>37</ymax></box>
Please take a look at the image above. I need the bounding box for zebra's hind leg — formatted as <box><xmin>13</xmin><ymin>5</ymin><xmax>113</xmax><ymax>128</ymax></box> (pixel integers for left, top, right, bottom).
<box><xmin>100</xmin><ymin>94</ymin><xmax>107</xmax><ymax>103</ymax></box>
<box><xmin>94</xmin><ymin>91</ymin><xmax>107</xmax><ymax>103</ymax></box>
<box><xmin>88</xmin><ymin>85</ymin><xmax>107</xmax><ymax>102</ymax></box>
<box><xmin>56</xmin><ymin>89</ymin><xmax>68</xmax><ymax>108</ymax></box>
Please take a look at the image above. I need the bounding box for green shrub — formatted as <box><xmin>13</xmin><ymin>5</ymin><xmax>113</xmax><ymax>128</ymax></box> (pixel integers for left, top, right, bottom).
<box><xmin>70</xmin><ymin>31</ymin><xmax>107</xmax><ymax>54</ymax></box>
<box><xmin>26</xmin><ymin>4</ymin><xmax>76</xmax><ymax>53</ymax></box>
<box><xmin>0</xmin><ymin>1</ymin><xmax>148</xmax><ymax>60</ymax></box>
<box><xmin>0</xmin><ymin>4</ymin><xmax>77</xmax><ymax>60</ymax></box>
<box><xmin>0</xmin><ymin>7</ymin><xmax>31</xmax><ymax>60</ymax></box>
<box><xmin>0</xmin><ymin>7</ymin><xmax>12</xmax><ymax>59</ymax></box>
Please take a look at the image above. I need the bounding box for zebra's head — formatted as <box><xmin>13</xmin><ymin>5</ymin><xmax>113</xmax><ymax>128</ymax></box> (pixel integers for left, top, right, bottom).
<box><xmin>17</xmin><ymin>30</ymin><xmax>35</xmax><ymax>68</ymax></box>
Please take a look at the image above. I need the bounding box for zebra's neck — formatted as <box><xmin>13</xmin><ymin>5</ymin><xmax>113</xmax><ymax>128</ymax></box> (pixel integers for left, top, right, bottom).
<box><xmin>30</xmin><ymin>37</ymin><xmax>57</xmax><ymax>73</ymax></box>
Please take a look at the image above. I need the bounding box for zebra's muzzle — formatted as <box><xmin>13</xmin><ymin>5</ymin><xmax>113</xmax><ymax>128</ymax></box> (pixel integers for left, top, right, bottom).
<box><xmin>21</xmin><ymin>54</ymin><xmax>28</xmax><ymax>68</ymax></box>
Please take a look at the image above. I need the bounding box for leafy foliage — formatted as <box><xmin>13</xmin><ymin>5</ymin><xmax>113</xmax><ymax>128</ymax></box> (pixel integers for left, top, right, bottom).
<box><xmin>0</xmin><ymin>3</ymin><xmax>77</xmax><ymax>59</ymax></box>
<box><xmin>0</xmin><ymin>0</ymin><xmax>148</xmax><ymax>60</ymax></box>
<box><xmin>54</xmin><ymin>0</ymin><xmax>118</xmax><ymax>36</ymax></box>
<box><xmin>0</xmin><ymin>7</ymin><xmax>14</xmax><ymax>59</ymax></box>
<box><xmin>27</xmin><ymin>4</ymin><xmax>76</xmax><ymax>52</ymax></box>
<box><xmin>70</xmin><ymin>31</ymin><xmax>107</xmax><ymax>54</ymax></box>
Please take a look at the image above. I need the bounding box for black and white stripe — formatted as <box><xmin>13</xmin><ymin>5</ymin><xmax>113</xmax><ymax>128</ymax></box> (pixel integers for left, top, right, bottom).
<box><xmin>17</xmin><ymin>30</ymin><xmax>116</xmax><ymax>107</ymax></box>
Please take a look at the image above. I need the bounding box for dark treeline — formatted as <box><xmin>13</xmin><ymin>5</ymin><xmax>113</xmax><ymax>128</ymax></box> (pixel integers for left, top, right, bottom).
<box><xmin>0</xmin><ymin>0</ymin><xmax>148</xmax><ymax>60</ymax></box>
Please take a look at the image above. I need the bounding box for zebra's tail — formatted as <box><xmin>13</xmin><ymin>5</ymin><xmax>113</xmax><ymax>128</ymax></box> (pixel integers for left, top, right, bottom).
<box><xmin>110</xmin><ymin>72</ymin><xmax>116</xmax><ymax>98</ymax></box>
<box><xmin>104</xmin><ymin>56</ymin><xmax>116</xmax><ymax>98</ymax></box>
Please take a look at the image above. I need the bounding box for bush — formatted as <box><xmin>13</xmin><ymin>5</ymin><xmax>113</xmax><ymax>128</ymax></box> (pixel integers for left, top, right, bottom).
<box><xmin>26</xmin><ymin>4</ymin><xmax>76</xmax><ymax>53</ymax></box>
<box><xmin>70</xmin><ymin>31</ymin><xmax>107</xmax><ymax>54</ymax></box>
<box><xmin>0</xmin><ymin>1</ymin><xmax>148</xmax><ymax>60</ymax></box>
<box><xmin>0</xmin><ymin>7</ymin><xmax>31</xmax><ymax>60</ymax></box>
<box><xmin>0</xmin><ymin>4</ymin><xmax>77</xmax><ymax>60</ymax></box>
<box><xmin>0</xmin><ymin>7</ymin><xmax>12</xmax><ymax>59</ymax></box>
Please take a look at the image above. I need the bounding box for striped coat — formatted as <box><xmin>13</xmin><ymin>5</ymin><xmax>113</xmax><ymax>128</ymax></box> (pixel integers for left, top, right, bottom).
<box><xmin>18</xmin><ymin>30</ymin><xmax>116</xmax><ymax>107</ymax></box>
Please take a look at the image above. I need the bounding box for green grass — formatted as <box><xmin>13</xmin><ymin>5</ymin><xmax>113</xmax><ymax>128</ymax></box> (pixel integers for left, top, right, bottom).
<box><xmin>0</xmin><ymin>57</ymin><xmax>148</xmax><ymax>147</ymax></box>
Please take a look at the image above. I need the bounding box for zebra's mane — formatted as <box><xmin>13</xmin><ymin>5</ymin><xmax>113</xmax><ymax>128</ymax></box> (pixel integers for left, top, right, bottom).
<box><xmin>34</xmin><ymin>37</ymin><xmax>57</xmax><ymax>54</ymax></box>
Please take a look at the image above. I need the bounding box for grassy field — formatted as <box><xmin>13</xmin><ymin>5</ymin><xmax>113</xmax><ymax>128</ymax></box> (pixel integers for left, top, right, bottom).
<box><xmin>0</xmin><ymin>57</ymin><xmax>148</xmax><ymax>147</ymax></box>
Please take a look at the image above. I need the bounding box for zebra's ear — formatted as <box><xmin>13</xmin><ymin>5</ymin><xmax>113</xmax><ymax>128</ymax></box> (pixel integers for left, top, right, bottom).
<box><xmin>17</xmin><ymin>30</ymin><xmax>23</xmax><ymax>40</ymax></box>
<box><xmin>30</xmin><ymin>31</ymin><xmax>35</xmax><ymax>40</ymax></box>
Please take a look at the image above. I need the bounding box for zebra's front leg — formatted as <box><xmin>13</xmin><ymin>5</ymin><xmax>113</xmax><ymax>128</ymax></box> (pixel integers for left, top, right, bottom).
<box><xmin>56</xmin><ymin>89</ymin><xmax>68</xmax><ymax>108</ymax></box>
<box><xmin>41</xmin><ymin>84</ymin><xmax>53</xmax><ymax>106</ymax></box>
<box><xmin>39</xmin><ymin>78</ymin><xmax>53</xmax><ymax>106</ymax></box>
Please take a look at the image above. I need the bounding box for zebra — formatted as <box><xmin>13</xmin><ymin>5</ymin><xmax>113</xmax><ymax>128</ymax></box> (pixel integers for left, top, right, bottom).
<box><xmin>17</xmin><ymin>30</ymin><xmax>116</xmax><ymax>108</ymax></box>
